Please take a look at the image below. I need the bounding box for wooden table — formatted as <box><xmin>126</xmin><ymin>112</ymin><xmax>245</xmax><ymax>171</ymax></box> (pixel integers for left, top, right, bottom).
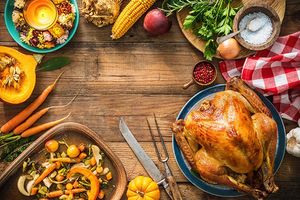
<box><xmin>0</xmin><ymin>0</ymin><xmax>299</xmax><ymax>199</ymax></box>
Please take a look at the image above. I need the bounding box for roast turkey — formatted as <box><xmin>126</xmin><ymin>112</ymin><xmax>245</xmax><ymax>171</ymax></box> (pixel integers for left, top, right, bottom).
<box><xmin>172</xmin><ymin>77</ymin><xmax>278</xmax><ymax>199</ymax></box>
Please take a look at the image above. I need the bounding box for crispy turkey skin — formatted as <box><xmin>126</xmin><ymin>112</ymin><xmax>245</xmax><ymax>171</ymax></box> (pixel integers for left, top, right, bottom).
<box><xmin>172</xmin><ymin>77</ymin><xmax>278</xmax><ymax>199</ymax></box>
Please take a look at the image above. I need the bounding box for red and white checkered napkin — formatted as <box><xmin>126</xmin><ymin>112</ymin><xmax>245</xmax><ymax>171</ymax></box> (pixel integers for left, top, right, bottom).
<box><xmin>219</xmin><ymin>31</ymin><xmax>300</xmax><ymax>123</ymax></box>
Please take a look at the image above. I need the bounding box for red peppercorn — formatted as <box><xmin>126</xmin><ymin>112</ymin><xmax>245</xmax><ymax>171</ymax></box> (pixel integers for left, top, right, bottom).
<box><xmin>193</xmin><ymin>62</ymin><xmax>216</xmax><ymax>84</ymax></box>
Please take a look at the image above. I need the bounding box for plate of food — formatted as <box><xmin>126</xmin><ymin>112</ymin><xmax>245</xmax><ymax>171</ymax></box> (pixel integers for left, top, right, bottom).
<box><xmin>162</xmin><ymin>0</ymin><xmax>286</xmax><ymax>60</ymax></box>
<box><xmin>171</xmin><ymin>77</ymin><xmax>286</xmax><ymax>199</ymax></box>
<box><xmin>0</xmin><ymin>122</ymin><xmax>127</xmax><ymax>200</ymax></box>
<box><xmin>4</xmin><ymin>0</ymin><xmax>79</xmax><ymax>53</ymax></box>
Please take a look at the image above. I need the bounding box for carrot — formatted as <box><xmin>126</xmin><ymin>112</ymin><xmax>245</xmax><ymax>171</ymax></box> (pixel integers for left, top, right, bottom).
<box><xmin>13</xmin><ymin>94</ymin><xmax>77</xmax><ymax>135</ymax></box>
<box><xmin>50</xmin><ymin>157</ymin><xmax>81</xmax><ymax>163</ymax></box>
<box><xmin>31</xmin><ymin>187</ymin><xmax>38</xmax><ymax>195</ymax></box>
<box><xmin>21</xmin><ymin>113</ymin><xmax>70</xmax><ymax>138</ymax></box>
<box><xmin>33</xmin><ymin>163</ymin><xmax>57</xmax><ymax>186</ymax></box>
<box><xmin>98</xmin><ymin>190</ymin><xmax>105</xmax><ymax>199</ymax></box>
<box><xmin>46</xmin><ymin>190</ymin><xmax>64</xmax><ymax>198</ymax></box>
<box><xmin>46</xmin><ymin>189</ymin><xmax>86</xmax><ymax>198</ymax></box>
<box><xmin>65</xmin><ymin>188</ymin><xmax>86</xmax><ymax>194</ymax></box>
<box><xmin>0</xmin><ymin>72</ymin><xmax>64</xmax><ymax>134</ymax></box>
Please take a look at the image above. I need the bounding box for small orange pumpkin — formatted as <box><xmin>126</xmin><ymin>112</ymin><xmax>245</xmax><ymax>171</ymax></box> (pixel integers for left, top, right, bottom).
<box><xmin>0</xmin><ymin>46</ymin><xmax>37</xmax><ymax>104</ymax></box>
<box><xmin>127</xmin><ymin>176</ymin><xmax>160</xmax><ymax>200</ymax></box>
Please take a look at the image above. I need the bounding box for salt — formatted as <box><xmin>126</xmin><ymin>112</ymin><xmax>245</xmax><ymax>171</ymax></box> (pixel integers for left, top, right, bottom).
<box><xmin>239</xmin><ymin>12</ymin><xmax>273</xmax><ymax>45</ymax></box>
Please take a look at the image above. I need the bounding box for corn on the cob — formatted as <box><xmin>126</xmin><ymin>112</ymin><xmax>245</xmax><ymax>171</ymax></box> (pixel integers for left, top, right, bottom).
<box><xmin>111</xmin><ymin>0</ymin><xmax>156</xmax><ymax>39</ymax></box>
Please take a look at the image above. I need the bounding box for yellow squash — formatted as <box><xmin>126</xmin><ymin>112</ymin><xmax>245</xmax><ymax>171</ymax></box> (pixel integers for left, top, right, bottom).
<box><xmin>127</xmin><ymin>176</ymin><xmax>160</xmax><ymax>200</ymax></box>
<box><xmin>0</xmin><ymin>46</ymin><xmax>37</xmax><ymax>104</ymax></box>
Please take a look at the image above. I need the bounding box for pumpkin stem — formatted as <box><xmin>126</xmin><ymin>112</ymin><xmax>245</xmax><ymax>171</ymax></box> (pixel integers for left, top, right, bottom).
<box><xmin>137</xmin><ymin>190</ymin><xmax>145</xmax><ymax>197</ymax></box>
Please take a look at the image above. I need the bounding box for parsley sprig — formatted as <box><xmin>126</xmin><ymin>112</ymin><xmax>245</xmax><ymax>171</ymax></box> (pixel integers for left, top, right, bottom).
<box><xmin>162</xmin><ymin>0</ymin><xmax>240</xmax><ymax>60</ymax></box>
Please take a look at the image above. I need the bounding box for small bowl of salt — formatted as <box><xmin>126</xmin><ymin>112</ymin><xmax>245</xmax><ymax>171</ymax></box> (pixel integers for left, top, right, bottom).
<box><xmin>233</xmin><ymin>3</ymin><xmax>281</xmax><ymax>51</ymax></box>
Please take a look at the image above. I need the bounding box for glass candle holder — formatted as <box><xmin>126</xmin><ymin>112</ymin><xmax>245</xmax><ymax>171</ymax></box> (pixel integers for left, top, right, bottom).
<box><xmin>23</xmin><ymin>0</ymin><xmax>58</xmax><ymax>30</ymax></box>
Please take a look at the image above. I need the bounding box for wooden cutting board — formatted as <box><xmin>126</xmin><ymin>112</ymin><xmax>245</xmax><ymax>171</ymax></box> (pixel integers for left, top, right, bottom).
<box><xmin>176</xmin><ymin>0</ymin><xmax>286</xmax><ymax>59</ymax></box>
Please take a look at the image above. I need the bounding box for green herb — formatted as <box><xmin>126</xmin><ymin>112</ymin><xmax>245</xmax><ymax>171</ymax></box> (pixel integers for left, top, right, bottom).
<box><xmin>162</xmin><ymin>0</ymin><xmax>240</xmax><ymax>60</ymax></box>
<box><xmin>4</xmin><ymin>142</ymin><xmax>32</xmax><ymax>162</ymax></box>
<box><xmin>37</xmin><ymin>57</ymin><xmax>71</xmax><ymax>71</ymax></box>
<box><xmin>0</xmin><ymin>136</ymin><xmax>35</xmax><ymax>160</ymax></box>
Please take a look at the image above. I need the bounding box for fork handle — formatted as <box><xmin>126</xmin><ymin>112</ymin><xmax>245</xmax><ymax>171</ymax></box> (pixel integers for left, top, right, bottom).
<box><xmin>167</xmin><ymin>175</ymin><xmax>183</xmax><ymax>200</ymax></box>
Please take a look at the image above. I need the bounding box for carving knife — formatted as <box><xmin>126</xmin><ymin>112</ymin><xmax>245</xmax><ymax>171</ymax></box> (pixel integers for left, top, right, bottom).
<box><xmin>119</xmin><ymin>117</ymin><xmax>173</xmax><ymax>200</ymax></box>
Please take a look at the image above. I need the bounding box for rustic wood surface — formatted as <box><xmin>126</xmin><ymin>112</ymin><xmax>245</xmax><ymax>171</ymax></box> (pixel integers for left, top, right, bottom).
<box><xmin>0</xmin><ymin>0</ymin><xmax>299</xmax><ymax>199</ymax></box>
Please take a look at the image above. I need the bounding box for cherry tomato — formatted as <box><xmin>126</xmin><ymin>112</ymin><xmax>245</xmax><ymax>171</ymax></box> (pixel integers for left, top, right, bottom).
<box><xmin>67</xmin><ymin>145</ymin><xmax>80</xmax><ymax>158</ymax></box>
<box><xmin>45</xmin><ymin>140</ymin><xmax>59</xmax><ymax>153</ymax></box>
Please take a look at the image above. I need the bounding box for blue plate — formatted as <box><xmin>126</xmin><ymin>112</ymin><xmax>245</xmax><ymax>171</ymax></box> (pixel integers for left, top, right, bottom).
<box><xmin>4</xmin><ymin>0</ymin><xmax>79</xmax><ymax>53</ymax></box>
<box><xmin>173</xmin><ymin>84</ymin><xmax>286</xmax><ymax>197</ymax></box>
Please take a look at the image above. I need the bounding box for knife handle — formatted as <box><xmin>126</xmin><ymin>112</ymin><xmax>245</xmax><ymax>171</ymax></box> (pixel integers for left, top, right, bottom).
<box><xmin>167</xmin><ymin>175</ymin><xmax>183</xmax><ymax>200</ymax></box>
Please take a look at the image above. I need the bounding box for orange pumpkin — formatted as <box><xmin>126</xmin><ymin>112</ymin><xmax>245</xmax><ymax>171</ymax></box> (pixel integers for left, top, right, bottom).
<box><xmin>0</xmin><ymin>46</ymin><xmax>38</xmax><ymax>104</ymax></box>
<box><xmin>127</xmin><ymin>176</ymin><xmax>160</xmax><ymax>200</ymax></box>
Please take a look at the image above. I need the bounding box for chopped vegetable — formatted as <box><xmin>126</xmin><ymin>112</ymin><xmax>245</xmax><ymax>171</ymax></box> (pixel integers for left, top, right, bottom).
<box><xmin>47</xmin><ymin>190</ymin><xmax>64</xmax><ymax>198</ymax></box>
<box><xmin>50</xmin><ymin>157</ymin><xmax>81</xmax><ymax>163</ymax></box>
<box><xmin>17</xmin><ymin>175</ymin><xmax>31</xmax><ymax>196</ymax></box>
<box><xmin>106</xmin><ymin>171</ymin><xmax>112</xmax><ymax>180</ymax></box>
<box><xmin>67</xmin><ymin>144</ymin><xmax>80</xmax><ymax>158</ymax></box>
<box><xmin>43</xmin><ymin>177</ymin><xmax>52</xmax><ymax>188</ymax></box>
<box><xmin>98</xmin><ymin>190</ymin><xmax>105</xmax><ymax>199</ymax></box>
<box><xmin>18</xmin><ymin>142</ymin><xmax>113</xmax><ymax>199</ymax></box>
<box><xmin>91</xmin><ymin>145</ymin><xmax>102</xmax><ymax>166</ymax></box>
<box><xmin>33</xmin><ymin>163</ymin><xmax>57</xmax><ymax>186</ymax></box>
<box><xmin>45</xmin><ymin>140</ymin><xmax>59</xmax><ymax>153</ymax></box>
<box><xmin>67</xmin><ymin>167</ymin><xmax>100</xmax><ymax>200</ymax></box>
<box><xmin>90</xmin><ymin>157</ymin><xmax>96</xmax><ymax>166</ymax></box>
<box><xmin>66</xmin><ymin>183</ymin><xmax>73</xmax><ymax>190</ymax></box>
<box><xmin>78</xmin><ymin>152</ymin><xmax>87</xmax><ymax>160</ymax></box>
<box><xmin>78</xmin><ymin>143</ymin><xmax>85</xmax><ymax>152</ymax></box>
<box><xmin>31</xmin><ymin>187</ymin><xmax>38</xmax><ymax>195</ymax></box>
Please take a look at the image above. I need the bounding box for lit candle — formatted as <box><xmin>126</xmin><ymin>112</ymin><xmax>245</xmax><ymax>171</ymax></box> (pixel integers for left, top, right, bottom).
<box><xmin>23</xmin><ymin>0</ymin><xmax>58</xmax><ymax>30</ymax></box>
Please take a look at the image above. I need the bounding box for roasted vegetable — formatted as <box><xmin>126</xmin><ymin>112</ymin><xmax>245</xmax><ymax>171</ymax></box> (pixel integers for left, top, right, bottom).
<box><xmin>67</xmin><ymin>167</ymin><xmax>100</xmax><ymax>200</ymax></box>
<box><xmin>33</xmin><ymin>163</ymin><xmax>57</xmax><ymax>186</ymax></box>
<box><xmin>18</xmin><ymin>142</ymin><xmax>113</xmax><ymax>199</ymax></box>
<box><xmin>45</xmin><ymin>139</ymin><xmax>59</xmax><ymax>153</ymax></box>
<box><xmin>111</xmin><ymin>0</ymin><xmax>156</xmax><ymax>39</ymax></box>
<box><xmin>67</xmin><ymin>144</ymin><xmax>80</xmax><ymax>158</ymax></box>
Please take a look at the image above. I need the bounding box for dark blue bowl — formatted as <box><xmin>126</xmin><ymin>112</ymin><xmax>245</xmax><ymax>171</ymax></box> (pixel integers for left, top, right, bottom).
<box><xmin>4</xmin><ymin>0</ymin><xmax>79</xmax><ymax>53</ymax></box>
<box><xmin>173</xmin><ymin>84</ymin><xmax>286</xmax><ymax>197</ymax></box>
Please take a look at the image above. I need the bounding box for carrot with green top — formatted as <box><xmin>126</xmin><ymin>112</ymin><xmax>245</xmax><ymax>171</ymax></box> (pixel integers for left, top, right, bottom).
<box><xmin>13</xmin><ymin>94</ymin><xmax>76</xmax><ymax>135</ymax></box>
<box><xmin>0</xmin><ymin>72</ymin><xmax>64</xmax><ymax>134</ymax></box>
<box><xmin>33</xmin><ymin>163</ymin><xmax>57</xmax><ymax>186</ymax></box>
<box><xmin>21</xmin><ymin>113</ymin><xmax>70</xmax><ymax>138</ymax></box>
